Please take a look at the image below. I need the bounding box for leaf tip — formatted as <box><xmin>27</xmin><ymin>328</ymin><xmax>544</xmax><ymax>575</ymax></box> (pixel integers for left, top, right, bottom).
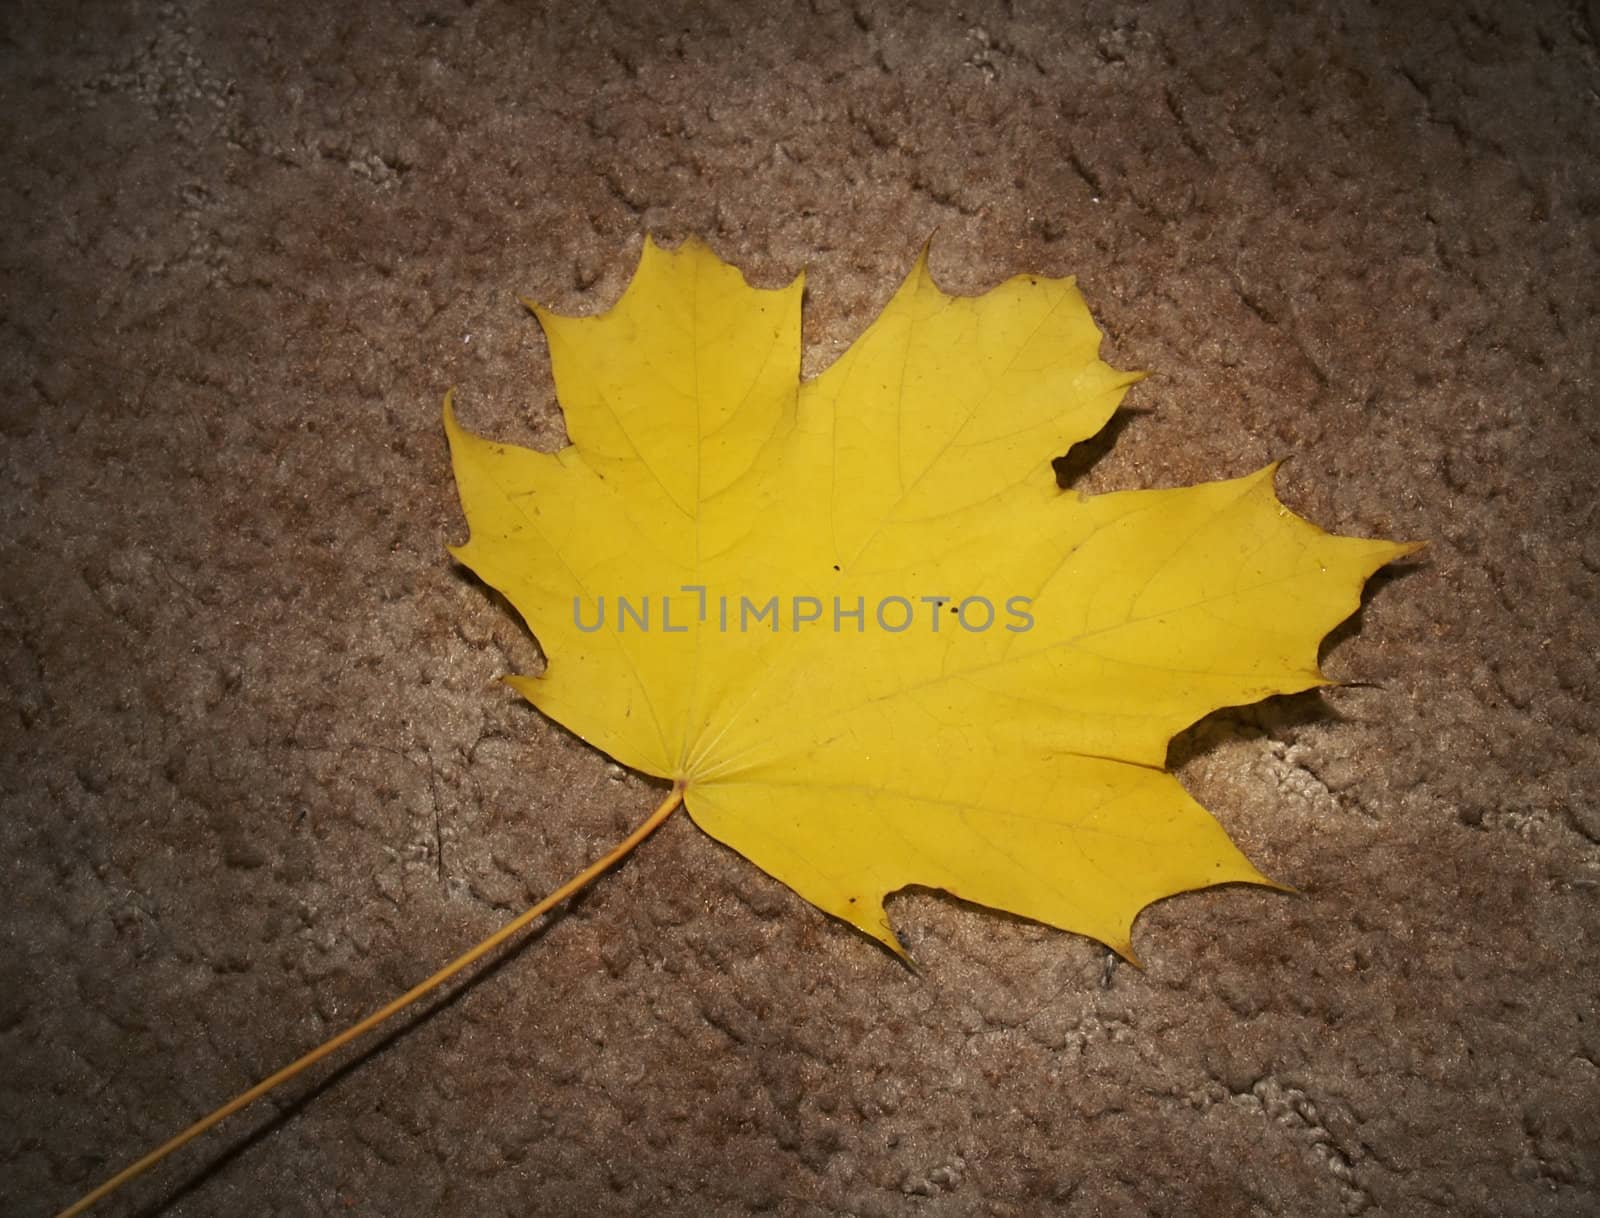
<box><xmin>891</xmin><ymin>942</ymin><xmax>924</xmax><ymax>975</ymax></box>
<box><xmin>1107</xmin><ymin>935</ymin><xmax>1144</xmax><ymax>968</ymax></box>
<box><xmin>441</xmin><ymin>388</ymin><xmax>479</xmax><ymax>459</ymax></box>
<box><xmin>1388</xmin><ymin>538</ymin><xmax>1429</xmax><ymax>561</ymax></box>
<box><xmin>852</xmin><ymin>900</ymin><xmax>918</xmax><ymax>967</ymax></box>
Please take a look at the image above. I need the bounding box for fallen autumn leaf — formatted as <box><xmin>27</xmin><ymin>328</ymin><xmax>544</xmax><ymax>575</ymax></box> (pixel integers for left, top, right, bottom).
<box><xmin>446</xmin><ymin>235</ymin><xmax>1419</xmax><ymax>959</ymax></box>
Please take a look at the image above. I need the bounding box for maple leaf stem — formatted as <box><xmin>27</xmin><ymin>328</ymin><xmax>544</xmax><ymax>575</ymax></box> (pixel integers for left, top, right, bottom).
<box><xmin>53</xmin><ymin>781</ymin><xmax>687</xmax><ymax>1218</ymax></box>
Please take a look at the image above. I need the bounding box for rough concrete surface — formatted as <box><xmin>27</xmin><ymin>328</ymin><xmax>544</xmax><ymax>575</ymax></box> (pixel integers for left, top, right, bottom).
<box><xmin>3</xmin><ymin>1</ymin><xmax>1598</xmax><ymax>1215</ymax></box>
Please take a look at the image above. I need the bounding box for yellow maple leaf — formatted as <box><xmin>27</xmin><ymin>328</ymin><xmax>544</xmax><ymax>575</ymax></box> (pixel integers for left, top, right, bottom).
<box><xmin>445</xmin><ymin>236</ymin><xmax>1415</xmax><ymax>961</ymax></box>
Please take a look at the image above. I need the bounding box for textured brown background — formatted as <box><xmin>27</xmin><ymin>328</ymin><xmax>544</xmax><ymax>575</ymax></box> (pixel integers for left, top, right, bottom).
<box><xmin>3</xmin><ymin>1</ymin><xmax>1598</xmax><ymax>1215</ymax></box>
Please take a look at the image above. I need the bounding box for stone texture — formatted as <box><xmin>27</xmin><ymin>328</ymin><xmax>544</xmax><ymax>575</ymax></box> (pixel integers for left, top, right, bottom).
<box><xmin>2</xmin><ymin>1</ymin><xmax>1597</xmax><ymax>1215</ymax></box>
